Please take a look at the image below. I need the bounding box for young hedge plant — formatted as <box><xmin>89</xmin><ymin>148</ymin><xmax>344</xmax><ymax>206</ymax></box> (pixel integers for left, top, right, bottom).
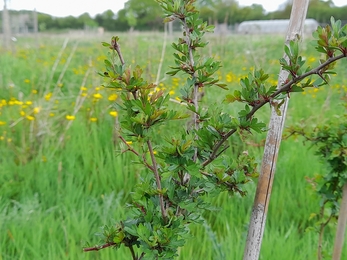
<box><xmin>84</xmin><ymin>1</ymin><xmax>347</xmax><ymax>259</ymax></box>
<box><xmin>286</xmin><ymin>105</ymin><xmax>347</xmax><ymax>260</ymax></box>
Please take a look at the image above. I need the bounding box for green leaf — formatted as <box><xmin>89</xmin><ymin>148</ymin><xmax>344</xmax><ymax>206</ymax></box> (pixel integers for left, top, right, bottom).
<box><xmin>101</xmin><ymin>42</ymin><xmax>111</xmax><ymax>47</ymax></box>
<box><xmin>290</xmin><ymin>85</ymin><xmax>304</xmax><ymax>92</ymax></box>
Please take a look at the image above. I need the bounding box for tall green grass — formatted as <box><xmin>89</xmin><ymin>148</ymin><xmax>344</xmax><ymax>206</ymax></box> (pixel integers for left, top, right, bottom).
<box><xmin>1</xmin><ymin>32</ymin><xmax>347</xmax><ymax>260</ymax></box>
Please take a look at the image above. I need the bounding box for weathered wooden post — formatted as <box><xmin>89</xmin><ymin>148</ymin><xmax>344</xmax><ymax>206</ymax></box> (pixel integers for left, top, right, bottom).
<box><xmin>2</xmin><ymin>0</ymin><xmax>11</xmax><ymax>50</ymax></box>
<box><xmin>243</xmin><ymin>1</ymin><xmax>309</xmax><ymax>259</ymax></box>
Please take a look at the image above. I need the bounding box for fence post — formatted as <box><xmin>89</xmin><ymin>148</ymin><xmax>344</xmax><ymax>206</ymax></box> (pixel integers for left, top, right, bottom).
<box><xmin>243</xmin><ymin>1</ymin><xmax>309</xmax><ymax>259</ymax></box>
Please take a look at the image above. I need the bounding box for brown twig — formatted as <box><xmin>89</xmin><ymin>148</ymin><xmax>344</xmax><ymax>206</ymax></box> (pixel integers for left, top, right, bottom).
<box><xmin>182</xmin><ymin>17</ymin><xmax>199</xmax><ymax>163</ymax></box>
<box><xmin>112</xmin><ymin>37</ymin><xmax>125</xmax><ymax>66</ymax></box>
<box><xmin>147</xmin><ymin>140</ymin><xmax>168</xmax><ymax>223</ymax></box>
<box><xmin>119</xmin><ymin>135</ymin><xmax>155</xmax><ymax>172</ymax></box>
<box><xmin>119</xmin><ymin>135</ymin><xmax>140</xmax><ymax>156</ymax></box>
<box><xmin>202</xmin><ymin>52</ymin><xmax>347</xmax><ymax>168</ymax></box>
<box><xmin>83</xmin><ymin>242</ymin><xmax>117</xmax><ymax>252</ymax></box>
<box><xmin>317</xmin><ymin>200</ymin><xmax>333</xmax><ymax>260</ymax></box>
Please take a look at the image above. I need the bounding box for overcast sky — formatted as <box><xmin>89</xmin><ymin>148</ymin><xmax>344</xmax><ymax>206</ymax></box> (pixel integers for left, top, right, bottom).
<box><xmin>6</xmin><ymin>0</ymin><xmax>347</xmax><ymax>18</ymax></box>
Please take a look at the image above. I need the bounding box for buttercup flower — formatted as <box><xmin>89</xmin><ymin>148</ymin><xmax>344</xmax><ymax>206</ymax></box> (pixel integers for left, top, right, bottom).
<box><xmin>33</xmin><ymin>107</ymin><xmax>41</xmax><ymax>114</ymax></box>
<box><xmin>93</xmin><ymin>93</ymin><xmax>103</xmax><ymax>99</ymax></box>
<box><xmin>45</xmin><ymin>93</ymin><xmax>52</xmax><ymax>101</ymax></box>
<box><xmin>66</xmin><ymin>115</ymin><xmax>76</xmax><ymax>120</ymax></box>
<box><xmin>108</xmin><ymin>94</ymin><xmax>118</xmax><ymax>101</ymax></box>
<box><xmin>109</xmin><ymin>111</ymin><xmax>118</xmax><ymax>117</ymax></box>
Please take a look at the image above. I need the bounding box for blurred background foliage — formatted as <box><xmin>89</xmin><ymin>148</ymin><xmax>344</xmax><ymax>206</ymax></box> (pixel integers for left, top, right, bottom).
<box><xmin>0</xmin><ymin>0</ymin><xmax>346</xmax><ymax>32</ymax></box>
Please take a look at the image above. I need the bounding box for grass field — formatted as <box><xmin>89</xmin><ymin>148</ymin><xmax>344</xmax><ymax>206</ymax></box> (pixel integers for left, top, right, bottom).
<box><xmin>1</xmin><ymin>31</ymin><xmax>347</xmax><ymax>260</ymax></box>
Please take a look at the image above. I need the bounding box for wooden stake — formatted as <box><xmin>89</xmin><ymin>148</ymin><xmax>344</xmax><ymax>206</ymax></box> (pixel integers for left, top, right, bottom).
<box><xmin>243</xmin><ymin>1</ymin><xmax>309</xmax><ymax>259</ymax></box>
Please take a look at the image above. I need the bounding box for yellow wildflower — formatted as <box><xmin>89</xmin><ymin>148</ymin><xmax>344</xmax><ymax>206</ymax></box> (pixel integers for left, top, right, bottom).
<box><xmin>32</xmin><ymin>89</ymin><xmax>38</xmax><ymax>94</ymax></box>
<box><xmin>14</xmin><ymin>100</ymin><xmax>23</xmax><ymax>105</ymax></box>
<box><xmin>66</xmin><ymin>115</ymin><xmax>76</xmax><ymax>120</ymax></box>
<box><xmin>24</xmin><ymin>79</ymin><xmax>30</xmax><ymax>84</ymax></box>
<box><xmin>109</xmin><ymin>111</ymin><xmax>118</xmax><ymax>117</ymax></box>
<box><xmin>33</xmin><ymin>107</ymin><xmax>41</xmax><ymax>114</ymax></box>
<box><xmin>90</xmin><ymin>117</ymin><xmax>98</xmax><ymax>122</ymax></box>
<box><xmin>25</xmin><ymin>101</ymin><xmax>32</xmax><ymax>105</ymax></box>
<box><xmin>45</xmin><ymin>93</ymin><xmax>52</xmax><ymax>101</ymax></box>
<box><xmin>0</xmin><ymin>121</ymin><xmax>6</xmax><ymax>126</ymax></box>
<box><xmin>20</xmin><ymin>111</ymin><xmax>26</xmax><ymax>117</ymax></box>
<box><xmin>108</xmin><ymin>94</ymin><xmax>118</xmax><ymax>101</ymax></box>
<box><xmin>49</xmin><ymin>112</ymin><xmax>55</xmax><ymax>117</ymax></box>
<box><xmin>226</xmin><ymin>72</ymin><xmax>237</xmax><ymax>83</ymax></box>
<box><xmin>169</xmin><ymin>90</ymin><xmax>175</xmax><ymax>95</ymax></box>
<box><xmin>26</xmin><ymin>115</ymin><xmax>35</xmax><ymax>121</ymax></box>
<box><xmin>80</xmin><ymin>86</ymin><xmax>88</xmax><ymax>91</ymax></box>
<box><xmin>308</xmin><ymin>57</ymin><xmax>316</xmax><ymax>64</ymax></box>
<box><xmin>93</xmin><ymin>93</ymin><xmax>103</xmax><ymax>99</ymax></box>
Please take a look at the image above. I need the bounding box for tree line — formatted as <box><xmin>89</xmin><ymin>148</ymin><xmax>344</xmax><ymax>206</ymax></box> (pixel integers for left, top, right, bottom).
<box><xmin>1</xmin><ymin>0</ymin><xmax>346</xmax><ymax>32</ymax></box>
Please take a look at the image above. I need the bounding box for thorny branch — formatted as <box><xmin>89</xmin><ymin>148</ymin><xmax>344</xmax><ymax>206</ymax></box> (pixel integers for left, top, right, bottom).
<box><xmin>202</xmin><ymin>52</ymin><xmax>347</xmax><ymax>168</ymax></box>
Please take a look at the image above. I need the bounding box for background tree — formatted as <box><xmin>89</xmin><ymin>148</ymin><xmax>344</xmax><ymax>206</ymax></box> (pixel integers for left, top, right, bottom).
<box><xmin>95</xmin><ymin>10</ymin><xmax>117</xmax><ymax>31</ymax></box>
<box><xmin>77</xmin><ymin>13</ymin><xmax>98</xmax><ymax>29</ymax></box>
<box><xmin>126</xmin><ymin>9</ymin><xmax>137</xmax><ymax>32</ymax></box>
<box><xmin>266</xmin><ymin>0</ymin><xmax>292</xmax><ymax>19</ymax></box>
<box><xmin>56</xmin><ymin>15</ymin><xmax>80</xmax><ymax>30</ymax></box>
<box><xmin>123</xmin><ymin>0</ymin><xmax>163</xmax><ymax>30</ymax></box>
<box><xmin>237</xmin><ymin>4</ymin><xmax>266</xmax><ymax>22</ymax></box>
<box><xmin>307</xmin><ymin>0</ymin><xmax>336</xmax><ymax>24</ymax></box>
<box><xmin>37</xmin><ymin>13</ymin><xmax>55</xmax><ymax>31</ymax></box>
<box><xmin>114</xmin><ymin>9</ymin><xmax>131</xmax><ymax>31</ymax></box>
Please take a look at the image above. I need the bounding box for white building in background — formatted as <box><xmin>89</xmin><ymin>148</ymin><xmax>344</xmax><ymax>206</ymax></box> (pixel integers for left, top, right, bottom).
<box><xmin>237</xmin><ymin>19</ymin><xmax>319</xmax><ymax>34</ymax></box>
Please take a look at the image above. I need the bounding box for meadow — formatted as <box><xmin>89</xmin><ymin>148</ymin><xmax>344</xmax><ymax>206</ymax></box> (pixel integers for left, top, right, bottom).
<box><xmin>0</xmin><ymin>30</ymin><xmax>347</xmax><ymax>260</ymax></box>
